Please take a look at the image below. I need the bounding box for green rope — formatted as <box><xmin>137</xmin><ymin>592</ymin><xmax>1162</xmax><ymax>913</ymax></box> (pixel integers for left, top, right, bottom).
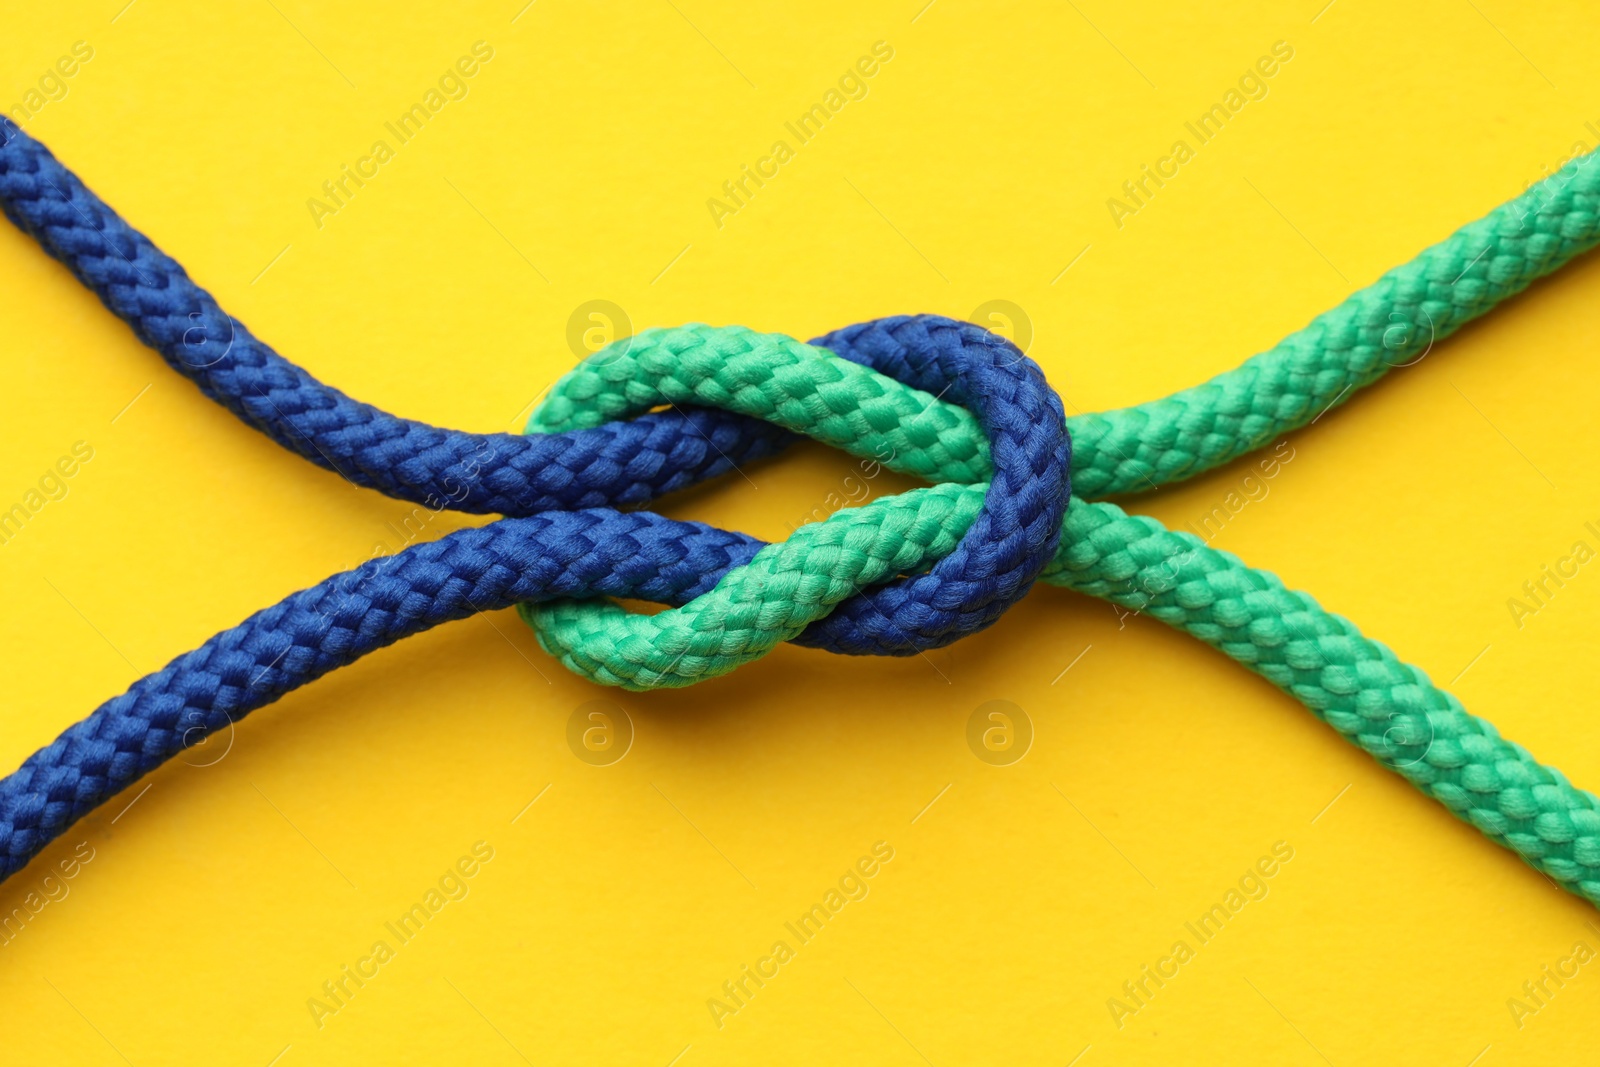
<box><xmin>535</xmin><ymin>149</ymin><xmax>1600</xmax><ymax>505</ymax></box>
<box><xmin>1044</xmin><ymin>499</ymin><xmax>1600</xmax><ymax>903</ymax></box>
<box><xmin>527</xmin><ymin>382</ymin><xmax>1600</xmax><ymax>901</ymax></box>
<box><xmin>1069</xmin><ymin>147</ymin><xmax>1600</xmax><ymax>497</ymax></box>
<box><xmin>521</xmin><ymin>147</ymin><xmax>1600</xmax><ymax>689</ymax></box>
<box><xmin>529</xmin><ymin>323</ymin><xmax>989</xmax><ymax>482</ymax></box>
<box><xmin>529</xmin><ymin>482</ymin><xmax>987</xmax><ymax>687</ymax></box>
<box><xmin>517</xmin><ymin>147</ymin><xmax>1600</xmax><ymax>905</ymax></box>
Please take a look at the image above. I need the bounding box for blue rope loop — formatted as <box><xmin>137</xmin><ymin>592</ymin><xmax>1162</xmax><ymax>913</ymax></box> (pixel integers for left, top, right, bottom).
<box><xmin>0</xmin><ymin>118</ymin><xmax>1076</xmax><ymax>876</ymax></box>
<box><xmin>0</xmin><ymin>117</ymin><xmax>1072</xmax><ymax>657</ymax></box>
<box><xmin>515</xmin><ymin>314</ymin><xmax>1072</xmax><ymax>657</ymax></box>
<box><xmin>792</xmin><ymin>315</ymin><xmax>1068</xmax><ymax>654</ymax></box>
<box><xmin>0</xmin><ymin>511</ymin><xmax>769</xmax><ymax>878</ymax></box>
<box><xmin>0</xmin><ymin>118</ymin><xmax>797</xmax><ymax>516</ymax></box>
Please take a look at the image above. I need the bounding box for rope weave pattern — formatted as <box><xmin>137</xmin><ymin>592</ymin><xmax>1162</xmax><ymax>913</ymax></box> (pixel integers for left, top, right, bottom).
<box><xmin>529</xmin><ymin>484</ymin><xmax>986</xmax><ymax>688</ymax></box>
<box><xmin>0</xmin><ymin>120</ymin><xmax>1598</xmax><ymax>907</ymax></box>
<box><xmin>527</xmin><ymin>316</ymin><xmax>1071</xmax><ymax>661</ymax></box>
<box><xmin>7</xmin><ymin>117</ymin><xmax>1598</xmax><ymax>520</ymax></box>
<box><xmin>1043</xmin><ymin>501</ymin><xmax>1600</xmax><ymax>902</ymax></box>
<box><xmin>0</xmin><ymin>123</ymin><xmax>798</xmax><ymax>516</ymax></box>
<box><xmin>1069</xmin><ymin>152</ymin><xmax>1600</xmax><ymax>496</ymax></box>
<box><xmin>0</xmin><ymin>511</ymin><xmax>769</xmax><ymax>879</ymax></box>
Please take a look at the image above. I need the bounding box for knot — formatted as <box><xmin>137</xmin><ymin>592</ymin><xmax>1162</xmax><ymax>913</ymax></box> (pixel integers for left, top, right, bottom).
<box><xmin>516</xmin><ymin>315</ymin><xmax>1070</xmax><ymax>689</ymax></box>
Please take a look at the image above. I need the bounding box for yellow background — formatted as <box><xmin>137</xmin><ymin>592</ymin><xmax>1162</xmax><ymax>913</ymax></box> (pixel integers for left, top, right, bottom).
<box><xmin>2</xmin><ymin>1</ymin><xmax>1599</xmax><ymax>1062</ymax></box>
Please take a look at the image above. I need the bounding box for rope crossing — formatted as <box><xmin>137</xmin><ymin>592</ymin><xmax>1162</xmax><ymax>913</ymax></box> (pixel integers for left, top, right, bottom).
<box><xmin>3</xmin><ymin>117</ymin><xmax>1600</xmax><ymax>907</ymax></box>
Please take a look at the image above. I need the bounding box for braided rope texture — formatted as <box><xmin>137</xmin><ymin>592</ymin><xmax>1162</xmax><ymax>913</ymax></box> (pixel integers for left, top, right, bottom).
<box><xmin>0</xmin><ymin>510</ymin><xmax>770</xmax><ymax>880</ymax></box>
<box><xmin>1042</xmin><ymin>501</ymin><xmax>1600</xmax><ymax>904</ymax></box>
<box><xmin>0</xmin><ymin>120</ymin><xmax>799</xmax><ymax>516</ymax></box>
<box><xmin>0</xmin><ymin>115</ymin><xmax>1069</xmax><ymax>659</ymax></box>
<box><xmin>1071</xmin><ymin>149</ymin><xmax>1600</xmax><ymax>496</ymax></box>
<box><xmin>0</xmin><ymin>120</ymin><xmax>1596</xmax><ymax>911</ymax></box>
<box><xmin>6</xmin><ymin>114</ymin><xmax>1600</xmax><ymax>525</ymax></box>
<box><xmin>528</xmin><ymin>484</ymin><xmax>986</xmax><ymax>687</ymax></box>
<box><xmin>8</xmin><ymin>489</ymin><xmax>1596</xmax><ymax>901</ymax></box>
<box><xmin>529</xmin><ymin>324</ymin><xmax>991</xmax><ymax>482</ymax></box>
<box><xmin>528</xmin><ymin>316</ymin><xmax>1070</xmax><ymax>661</ymax></box>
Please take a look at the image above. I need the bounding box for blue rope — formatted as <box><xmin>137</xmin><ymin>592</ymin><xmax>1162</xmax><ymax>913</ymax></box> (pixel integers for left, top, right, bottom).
<box><xmin>0</xmin><ymin>510</ymin><xmax>770</xmax><ymax>879</ymax></box>
<box><xmin>5</xmin><ymin>103</ymin><xmax>1600</xmax><ymax>915</ymax></box>
<box><xmin>0</xmin><ymin>122</ymin><xmax>796</xmax><ymax>515</ymax></box>
<box><xmin>0</xmin><ymin>120</ymin><xmax>1074</xmax><ymax>877</ymax></box>
<box><xmin>0</xmin><ymin>121</ymin><xmax>1068</xmax><ymax>656</ymax></box>
<box><xmin>785</xmin><ymin>315</ymin><xmax>1069</xmax><ymax>654</ymax></box>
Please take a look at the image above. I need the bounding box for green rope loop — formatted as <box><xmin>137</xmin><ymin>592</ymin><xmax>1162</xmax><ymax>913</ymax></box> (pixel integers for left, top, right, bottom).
<box><xmin>512</xmin><ymin>147</ymin><xmax>1600</xmax><ymax>904</ymax></box>
<box><xmin>529</xmin><ymin>323</ymin><xmax>988</xmax><ymax>482</ymax></box>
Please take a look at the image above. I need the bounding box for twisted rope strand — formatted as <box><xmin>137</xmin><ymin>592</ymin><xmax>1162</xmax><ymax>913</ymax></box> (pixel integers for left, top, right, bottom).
<box><xmin>0</xmin><ymin>118</ymin><xmax>1596</xmax><ymax>916</ymax></box>
<box><xmin>0</xmin><ymin>510</ymin><xmax>769</xmax><ymax>879</ymax></box>
<box><xmin>1041</xmin><ymin>500</ymin><xmax>1600</xmax><ymax>904</ymax></box>
<box><xmin>531</xmin><ymin>316</ymin><xmax>1072</xmax><ymax>657</ymax></box>
<box><xmin>0</xmin><ymin>120</ymin><xmax>797</xmax><ymax>516</ymax></box>
<box><xmin>531</xmin><ymin>324</ymin><xmax>992</xmax><ymax>484</ymax></box>
<box><xmin>6</xmin><ymin>117</ymin><xmax>1598</xmax><ymax>517</ymax></box>
<box><xmin>525</xmin><ymin>484</ymin><xmax>986</xmax><ymax>688</ymax></box>
<box><xmin>10</xmin><ymin>484</ymin><xmax>1595</xmax><ymax>904</ymax></box>
<box><xmin>1069</xmin><ymin>149</ymin><xmax>1600</xmax><ymax>496</ymax></box>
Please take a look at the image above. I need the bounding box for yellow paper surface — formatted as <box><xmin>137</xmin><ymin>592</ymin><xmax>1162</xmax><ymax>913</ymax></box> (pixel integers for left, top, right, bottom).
<box><xmin>2</xmin><ymin>2</ymin><xmax>1599</xmax><ymax>1062</ymax></box>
